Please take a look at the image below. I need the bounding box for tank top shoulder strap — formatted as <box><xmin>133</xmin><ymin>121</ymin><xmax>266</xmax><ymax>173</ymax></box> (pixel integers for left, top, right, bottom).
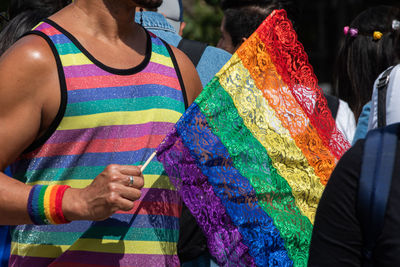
<box><xmin>147</xmin><ymin>31</ymin><xmax>188</xmax><ymax>109</ymax></box>
<box><xmin>21</xmin><ymin>21</ymin><xmax>68</xmax><ymax>153</ymax></box>
<box><xmin>31</xmin><ymin>20</ymin><xmax>99</xmax><ymax>72</ymax></box>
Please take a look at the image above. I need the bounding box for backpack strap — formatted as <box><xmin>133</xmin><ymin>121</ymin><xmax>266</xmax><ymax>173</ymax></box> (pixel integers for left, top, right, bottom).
<box><xmin>324</xmin><ymin>94</ymin><xmax>340</xmax><ymax>119</ymax></box>
<box><xmin>358</xmin><ymin>123</ymin><xmax>400</xmax><ymax>266</ymax></box>
<box><xmin>177</xmin><ymin>38</ymin><xmax>208</xmax><ymax>67</ymax></box>
<box><xmin>377</xmin><ymin>66</ymin><xmax>395</xmax><ymax>128</ymax></box>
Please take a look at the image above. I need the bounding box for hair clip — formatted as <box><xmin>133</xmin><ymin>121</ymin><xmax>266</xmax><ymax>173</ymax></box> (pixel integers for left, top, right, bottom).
<box><xmin>344</xmin><ymin>26</ymin><xmax>358</xmax><ymax>37</ymax></box>
<box><xmin>373</xmin><ymin>31</ymin><xmax>383</xmax><ymax>41</ymax></box>
<box><xmin>393</xmin><ymin>20</ymin><xmax>400</xmax><ymax>31</ymax></box>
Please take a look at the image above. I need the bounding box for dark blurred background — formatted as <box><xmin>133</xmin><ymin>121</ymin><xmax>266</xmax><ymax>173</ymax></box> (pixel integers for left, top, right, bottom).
<box><xmin>1</xmin><ymin>0</ymin><xmax>400</xmax><ymax>92</ymax></box>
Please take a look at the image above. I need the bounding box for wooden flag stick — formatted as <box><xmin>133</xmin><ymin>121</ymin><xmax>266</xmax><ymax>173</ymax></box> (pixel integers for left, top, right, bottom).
<box><xmin>141</xmin><ymin>152</ymin><xmax>157</xmax><ymax>173</ymax></box>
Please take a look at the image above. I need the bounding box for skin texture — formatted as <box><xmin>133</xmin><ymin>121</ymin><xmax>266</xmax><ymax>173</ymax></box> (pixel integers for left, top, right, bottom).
<box><xmin>0</xmin><ymin>0</ymin><xmax>202</xmax><ymax>225</ymax></box>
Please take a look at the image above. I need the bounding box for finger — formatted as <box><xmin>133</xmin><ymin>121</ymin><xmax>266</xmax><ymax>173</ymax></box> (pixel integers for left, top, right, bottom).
<box><xmin>119</xmin><ymin>165</ymin><xmax>142</xmax><ymax>176</ymax></box>
<box><xmin>119</xmin><ymin>186</ymin><xmax>142</xmax><ymax>202</ymax></box>
<box><xmin>116</xmin><ymin>197</ymin><xmax>136</xmax><ymax>212</ymax></box>
<box><xmin>123</xmin><ymin>175</ymin><xmax>144</xmax><ymax>189</ymax></box>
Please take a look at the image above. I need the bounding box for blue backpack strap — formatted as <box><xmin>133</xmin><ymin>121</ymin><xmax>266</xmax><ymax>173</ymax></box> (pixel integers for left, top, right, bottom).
<box><xmin>377</xmin><ymin>66</ymin><xmax>394</xmax><ymax>128</ymax></box>
<box><xmin>358</xmin><ymin>123</ymin><xmax>400</xmax><ymax>266</ymax></box>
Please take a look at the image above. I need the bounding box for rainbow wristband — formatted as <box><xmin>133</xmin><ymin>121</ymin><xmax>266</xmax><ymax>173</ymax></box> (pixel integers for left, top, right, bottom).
<box><xmin>27</xmin><ymin>184</ymin><xmax>71</xmax><ymax>225</ymax></box>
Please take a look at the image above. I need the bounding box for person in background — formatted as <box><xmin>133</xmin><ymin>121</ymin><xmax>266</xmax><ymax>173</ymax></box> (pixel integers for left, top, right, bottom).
<box><xmin>368</xmin><ymin>66</ymin><xmax>400</xmax><ymax>131</ymax></box>
<box><xmin>334</xmin><ymin>6</ymin><xmax>400</xmax><ymax>144</ymax></box>
<box><xmin>0</xmin><ymin>0</ymin><xmax>202</xmax><ymax>266</ymax></box>
<box><xmin>217</xmin><ymin>0</ymin><xmax>299</xmax><ymax>54</ymax></box>
<box><xmin>218</xmin><ymin>0</ymin><xmax>356</xmax><ymax>143</ymax></box>
<box><xmin>368</xmin><ymin>21</ymin><xmax>400</xmax><ymax>131</ymax></box>
<box><xmin>308</xmin><ymin>27</ymin><xmax>400</xmax><ymax>265</ymax></box>
<box><xmin>309</xmin><ymin>9</ymin><xmax>400</xmax><ymax>264</ymax></box>
<box><xmin>135</xmin><ymin>0</ymin><xmax>231</xmax><ymax>87</ymax></box>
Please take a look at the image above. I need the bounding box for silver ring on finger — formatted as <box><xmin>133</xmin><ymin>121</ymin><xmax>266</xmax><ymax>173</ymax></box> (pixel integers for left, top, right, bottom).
<box><xmin>128</xmin><ymin>175</ymin><xmax>134</xmax><ymax>187</ymax></box>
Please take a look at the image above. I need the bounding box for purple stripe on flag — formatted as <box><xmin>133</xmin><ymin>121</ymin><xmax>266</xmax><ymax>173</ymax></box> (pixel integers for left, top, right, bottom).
<box><xmin>157</xmin><ymin>129</ymin><xmax>256</xmax><ymax>267</ymax></box>
<box><xmin>46</xmin><ymin>122</ymin><xmax>175</xmax><ymax>144</ymax></box>
<box><xmin>63</xmin><ymin>62</ymin><xmax>176</xmax><ymax>79</ymax></box>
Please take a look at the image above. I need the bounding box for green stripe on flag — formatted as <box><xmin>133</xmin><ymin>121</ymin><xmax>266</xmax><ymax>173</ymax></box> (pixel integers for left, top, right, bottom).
<box><xmin>196</xmin><ymin>77</ymin><xmax>312</xmax><ymax>266</ymax></box>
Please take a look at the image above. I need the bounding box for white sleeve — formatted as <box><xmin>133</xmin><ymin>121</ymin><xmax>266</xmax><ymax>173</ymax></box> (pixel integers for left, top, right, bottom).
<box><xmin>335</xmin><ymin>99</ymin><xmax>356</xmax><ymax>144</ymax></box>
<box><xmin>368</xmin><ymin>64</ymin><xmax>400</xmax><ymax>130</ymax></box>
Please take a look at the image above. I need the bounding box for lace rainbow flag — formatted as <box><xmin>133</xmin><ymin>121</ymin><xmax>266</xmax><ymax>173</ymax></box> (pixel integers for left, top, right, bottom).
<box><xmin>156</xmin><ymin>10</ymin><xmax>350</xmax><ymax>267</ymax></box>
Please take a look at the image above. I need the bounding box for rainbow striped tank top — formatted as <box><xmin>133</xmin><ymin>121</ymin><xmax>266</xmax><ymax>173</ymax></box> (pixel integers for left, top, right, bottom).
<box><xmin>10</xmin><ymin>19</ymin><xmax>186</xmax><ymax>267</ymax></box>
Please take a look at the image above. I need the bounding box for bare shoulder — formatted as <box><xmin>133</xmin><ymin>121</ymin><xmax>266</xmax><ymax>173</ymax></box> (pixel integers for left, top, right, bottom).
<box><xmin>0</xmin><ymin>34</ymin><xmax>56</xmax><ymax>88</ymax></box>
<box><xmin>0</xmin><ymin>33</ymin><xmax>58</xmax><ymax>112</ymax></box>
<box><xmin>169</xmin><ymin>45</ymin><xmax>202</xmax><ymax>106</ymax></box>
<box><xmin>0</xmin><ymin>34</ymin><xmax>59</xmax><ymax>168</ymax></box>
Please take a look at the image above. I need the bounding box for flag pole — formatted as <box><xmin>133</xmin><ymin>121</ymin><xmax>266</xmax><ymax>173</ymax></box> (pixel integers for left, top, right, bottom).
<box><xmin>140</xmin><ymin>152</ymin><xmax>157</xmax><ymax>173</ymax></box>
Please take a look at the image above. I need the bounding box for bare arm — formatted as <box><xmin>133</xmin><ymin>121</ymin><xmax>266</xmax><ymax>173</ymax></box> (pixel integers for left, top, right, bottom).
<box><xmin>0</xmin><ymin>35</ymin><xmax>54</xmax><ymax>224</ymax></box>
<box><xmin>0</xmin><ymin>35</ymin><xmax>144</xmax><ymax>225</ymax></box>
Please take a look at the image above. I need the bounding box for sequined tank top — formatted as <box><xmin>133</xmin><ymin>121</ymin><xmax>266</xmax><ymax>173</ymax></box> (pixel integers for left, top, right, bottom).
<box><xmin>9</xmin><ymin>19</ymin><xmax>186</xmax><ymax>267</ymax></box>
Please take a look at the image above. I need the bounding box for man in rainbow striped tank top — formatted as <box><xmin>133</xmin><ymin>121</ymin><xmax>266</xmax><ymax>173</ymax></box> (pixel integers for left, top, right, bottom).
<box><xmin>0</xmin><ymin>0</ymin><xmax>202</xmax><ymax>266</ymax></box>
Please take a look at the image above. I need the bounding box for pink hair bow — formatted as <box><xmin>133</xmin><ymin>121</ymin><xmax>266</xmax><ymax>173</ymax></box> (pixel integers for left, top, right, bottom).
<box><xmin>344</xmin><ymin>26</ymin><xmax>358</xmax><ymax>37</ymax></box>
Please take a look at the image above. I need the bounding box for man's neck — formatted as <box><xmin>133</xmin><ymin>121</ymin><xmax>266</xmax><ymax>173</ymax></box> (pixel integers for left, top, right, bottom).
<box><xmin>67</xmin><ymin>0</ymin><xmax>139</xmax><ymax>41</ymax></box>
<box><xmin>48</xmin><ymin>0</ymin><xmax>148</xmax><ymax>70</ymax></box>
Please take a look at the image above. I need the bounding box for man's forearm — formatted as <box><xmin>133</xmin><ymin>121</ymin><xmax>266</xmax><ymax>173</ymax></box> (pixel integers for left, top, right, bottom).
<box><xmin>0</xmin><ymin>173</ymin><xmax>32</xmax><ymax>225</ymax></box>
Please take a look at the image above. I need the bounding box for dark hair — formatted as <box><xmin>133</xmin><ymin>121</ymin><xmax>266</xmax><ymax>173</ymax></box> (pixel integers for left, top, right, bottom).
<box><xmin>333</xmin><ymin>6</ymin><xmax>400</xmax><ymax>120</ymax></box>
<box><xmin>221</xmin><ymin>0</ymin><xmax>298</xmax><ymax>47</ymax></box>
<box><xmin>0</xmin><ymin>0</ymin><xmax>70</xmax><ymax>56</ymax></box>
<box><xmin>0</xmin><ymin>10</ymin><xmax>48</xmax><ymax>55</ymax></box>
<box><xmin>8</xmin><ymin>0</ymin><xmax>71</xmax><ymax>19</ymax></box>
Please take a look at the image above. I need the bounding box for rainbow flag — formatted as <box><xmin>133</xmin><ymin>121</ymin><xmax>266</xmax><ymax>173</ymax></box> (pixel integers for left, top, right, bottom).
<box><xmin>157</xmin><ymin>10</ymin><xmax>350</xmax><ymax>266</ymax></box>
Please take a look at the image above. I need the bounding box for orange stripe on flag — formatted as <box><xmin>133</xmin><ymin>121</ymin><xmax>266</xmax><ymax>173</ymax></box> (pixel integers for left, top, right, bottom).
<box><xmin>236</xmin><ymin>35</ymin><xmax>336</xmax><ymax>185</ymax></box>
